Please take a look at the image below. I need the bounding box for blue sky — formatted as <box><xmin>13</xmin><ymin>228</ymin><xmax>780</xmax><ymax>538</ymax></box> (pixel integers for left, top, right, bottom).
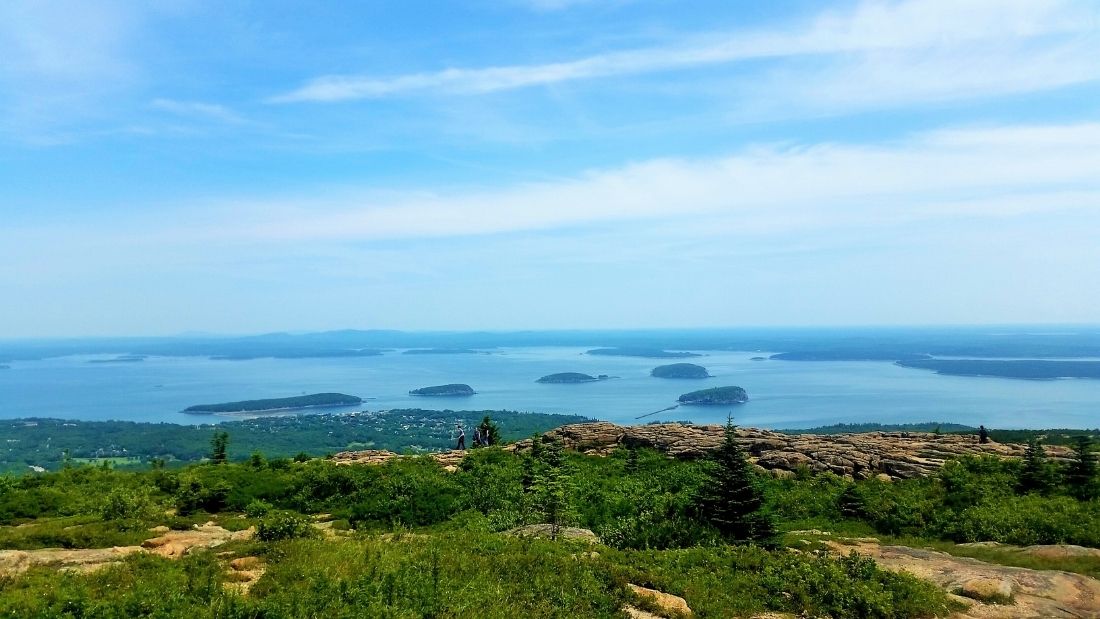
<box><xmin>2</xmin><ymin>0</ymin><xmax>1100</xmax><ymax>336</ymax></box>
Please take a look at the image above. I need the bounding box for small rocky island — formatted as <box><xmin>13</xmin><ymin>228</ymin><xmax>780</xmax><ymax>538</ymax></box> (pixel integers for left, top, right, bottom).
<box><xmin>677</xmin><ymin>386</ymin><xmax>748</xmax><ymax>405</ymax></box>
<box><xmin>409</xmin><ymin>384</ymin><xmax>475</xmax><ymax>396</ymax></box>
<box><xmin>536</xmin><ymin>372</ymin><xmax>609</xmax><ymax>384</ymax></box>
<box><xmin>651</xmin><ymin>363</ymin><xmax>710</xmax><ymax>379</ymax></box>
<box><xmin>183</xmin><ymin>392</ymin><xmax>362</xmax><ymax>414</ymax></box>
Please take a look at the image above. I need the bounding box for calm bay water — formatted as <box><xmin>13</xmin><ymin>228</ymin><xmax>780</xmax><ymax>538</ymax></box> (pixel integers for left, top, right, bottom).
<box><xmin>1</xmin><ymin>347</ymin><xmax>1098</xmax><ymax>429</ymax></box>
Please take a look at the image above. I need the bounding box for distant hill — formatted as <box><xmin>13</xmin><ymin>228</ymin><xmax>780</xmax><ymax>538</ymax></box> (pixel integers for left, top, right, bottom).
<box><xmin>409</xmin><ymin>384</ymin><xmax>475</xmax><ymax>396</ymax></box>
<box><xmin>586</xmin><ymin>347</ymin><xmax>701</xmax><ymax>359</ymax></box>
<box><xmin>677</xmin><ymin>386</ymin><xmax>748</xmax><ymax>405</ymax></box>
<box><xmin>184</xmin><ymin>393</ymin><xmax>362</xmax><ymax>414</ymax></box>
<box><xmin>651</xmin><ymin>363</ymin><xmax>709</xmax><ymax>379</ymax></box>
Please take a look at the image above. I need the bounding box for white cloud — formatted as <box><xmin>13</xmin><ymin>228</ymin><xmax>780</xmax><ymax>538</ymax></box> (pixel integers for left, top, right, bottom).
<box><xmin>205</xmin><ymin>121</ymin><xmax>1100</xmax><ymax>243</ymax></box>
<box><xmin>151</xmin><ymin>99</ymin><xmax>245</xmax><ymax>124</ymax></box>
<box><xmin>271</xmin><ymin>0</ymin><xmax>1100</xmax><ymax>103</ymax></box>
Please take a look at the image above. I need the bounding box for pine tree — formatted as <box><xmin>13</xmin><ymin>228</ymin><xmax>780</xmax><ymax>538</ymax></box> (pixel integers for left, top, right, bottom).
<box><xmin>837</xmin><ymin>483</ymin><xmax>865</xmax><ymax>519</ymax></box>
<box><xmin>624</xmin><ymin>446</ymin><xmax>641</xmax><ymax>474</ymax></box>
<box><xmin>210</xmin><ymin>431</ymin><xmax>229</xmax><ymax>464</ymax></box>
<box><xmin>478</xmin><ymin>415</ymin><xmax>501</xmax><ymax>446</ymax></box>
<box><xmin>530</xmin><ymin>438</ymin><xmax>571</xmax><ymax>540</ymax></box>
<box><xmin>1066</xmin><ymin>435</ymin><xmax>1099</xmax><ymax>500</ymax></box>
<box><xmin>1017</xmin><ymin>439</ymin><xmax>1056</xmax><ymax>495</ymax></box>
<box><xmin>521</xmin><ymin>437</ymin><xmax>544</xmax><ymax>493</ymax></box>
<box><xmin>695</xmin><ymin>416</ymin><xmax>775</xmax><ymax>545</ymax></box>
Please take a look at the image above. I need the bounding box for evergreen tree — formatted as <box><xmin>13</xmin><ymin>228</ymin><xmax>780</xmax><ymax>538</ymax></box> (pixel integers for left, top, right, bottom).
<box><xmin>1017</xmin><ymin>439</ymin><xmax>1055</xmax><ymax>495</ymax></box>
<box><xmin>530</xmin><ymin>438</ymin><xmax>571</xmax><ymax>540</ymax></box>
<box><xmin>478</xmin><ymin>415</ymin><xmax>501</xmax><ymax>446</ymax></box>
<box><xmin>837</xmin><ymin>483</ymin><xmax>866</xmax><ymax>519</ymax></box>
<box><xmin>209</xmin><ymin>431</ymin><xmax>229</xmax><ymax>464</ymax></box>
<box><xmin>1066</xmin><ymin>435</ymin><xmax>1099</xmax><ymax>500</ymax></box>
<box><xmin>624</xmin><ymin>446</ymin><xmax>641</xmax><ymax>474</ymax></box>
<box><xmin>695</xmin><ymin>416</ymin><xmax>776</xmax><ymax>545</ymax></box>
<box><xmin>521</xmin><ymin>437</ymin><xmax>544</xmax><ymax>493</ymax></box>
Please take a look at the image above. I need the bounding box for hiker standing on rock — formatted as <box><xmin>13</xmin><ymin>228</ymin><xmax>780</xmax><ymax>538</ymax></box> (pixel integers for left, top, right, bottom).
<box><xmin>473</xmin><ymin>426</ymin><xmax>483</xmax><ymax>448</ymax></box>
<box><xmin>456</xmin><ymin>424</ymin><xmax>466</xmax><ymax>450</ymax></box>
<box><xmin>978</xmin><ymin>425</ymin><xmax>989</xmax><ymax>444</ymax></box>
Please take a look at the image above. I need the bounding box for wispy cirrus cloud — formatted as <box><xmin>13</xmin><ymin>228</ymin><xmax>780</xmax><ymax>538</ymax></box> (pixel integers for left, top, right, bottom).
<box><xmin>151</xmin><ymin>99</ymin><xmax>245</xmax><ymax>124</ymax></box>
<box><xmin>270</xmin><ymin>0</ymin><xmax>1100</xmax><ymax>104</ymax></box>
<box><xmin>202</xmin><ymin>120</ymin><xmax>1100</xmax><ymax>243</ymax></box>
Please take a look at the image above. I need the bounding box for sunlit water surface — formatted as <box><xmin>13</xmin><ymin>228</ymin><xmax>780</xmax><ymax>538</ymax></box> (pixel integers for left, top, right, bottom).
<box><xmin>1</xmin><ymin>347</ymin><xmax>1098</xmax><ymax>429</ymax></box>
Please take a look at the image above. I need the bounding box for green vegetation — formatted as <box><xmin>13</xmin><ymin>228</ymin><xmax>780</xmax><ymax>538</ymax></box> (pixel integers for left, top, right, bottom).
<box><xmin>536</xmin><ymin>372</ymin><xmax>601</xmax><ymax>383</ymax></box>
<box><xmin>0</xmin><ymin>440</ymin><xmax>967</xmax><ymax>617</ymax></box>
<box><xmin>897</xmin><ymin>358</ymin><xmax>1100</xmax><ymax>380</ymax></box>
<box><xmin>678</xmin><ymin>386</ymin><xmax>748</xmax><ymax>405</ymax></box>
<box><xmin>0</xmin><ymin>410</ymin><xmax>589</xmax><ymax>473</ymax></box>
<box><xmin>183</xmin><ymin>393</ymin><xmax>363</xmax><ymax>414</ymax></box>
<box><xmin>651</xmin><ymin>363</ymin><xmax>710</xmax><ymax>379</ymax></box>
<box><xmin>2</xmin><ymin>421</ymin><xmax>1098</xmax><ymax>617</ymax></box>
<box><xmin>409</xmin><ymin>384</ymin><xmax>476</xmax><ymax>396</ymax></box>
<box><xmin>586</xmin><ymin>347</ymin><xmax>701</xmax><ymax>358</ymax></box>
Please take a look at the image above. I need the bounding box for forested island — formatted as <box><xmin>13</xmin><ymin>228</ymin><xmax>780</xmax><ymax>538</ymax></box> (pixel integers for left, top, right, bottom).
<box><xmin>536</xmin><ymin>372</ymin><xmax>607</xmax><ymax>384</ymax></box>
<box><xmin>896</xmin><ymin>358</ymin><xmax>1100</xmax><ymax>380</ymax></box>
<box><xmin>586</xmin><ymin>347</ymin><xmax>701</xmax><ymax>358</ymax></box>
<box><xmin>677</xmin><ymin>386</ymin><xmax>748</xmax><ymax>405</ymax></box>
<box><xmin>210</xmin><ymin>349</ymin><xmax>384</xmax><ymax>361</ymax></box>
<box><xmin>651</xmin><ymin>363</ymin><xmax>710</xmax><ymax>378</ymax></box>
<box><xmin>183</xmin><ymin>393</ymin><xmax>363</xmax><ymax>414</ymax></box>
<box><xmin>409</xmin><ymin>384</ymin><xmax>475</xmax><ymax>396</ymax></box>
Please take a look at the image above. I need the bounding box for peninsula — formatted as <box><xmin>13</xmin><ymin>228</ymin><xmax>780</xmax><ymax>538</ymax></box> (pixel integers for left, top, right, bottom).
<box><xmin>183</xmin><ymin>393</ymin><xmax>363</xmax><ymax>414</ymax></box>
<box><xmin>536</xmin><ymin>372</ymin><xmax>608</xmax><ymax>384</ymax></box>
<box><xmin>409</xmin><ymin>384</ymin><xmax>475</xmax><ymax>396</ymax></box>
<box><xmin>651</xmin><ymin>363</ymin><xmax>710</xmax><ymax>378</ymax></box>
<box><xmin>896</xmin><ymin>358</ymin><xmax>1100</xmax><ymax>380</ymax></box>
<box><xmin>677</xmin><ymin>386</ymin><xmax>748</xmax><ymax>405</ymax></box>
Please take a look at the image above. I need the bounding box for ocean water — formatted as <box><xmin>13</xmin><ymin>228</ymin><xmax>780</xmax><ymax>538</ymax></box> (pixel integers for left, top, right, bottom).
<box><xmin>1</xmin><ymin>347</ymin><xmax>1098</xmax><ymax>429</ymax></box>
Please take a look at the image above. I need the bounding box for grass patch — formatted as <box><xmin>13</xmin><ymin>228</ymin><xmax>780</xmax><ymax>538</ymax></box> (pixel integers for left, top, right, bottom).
<box><xmin>0</xmin><ymin>516</ymin><xmax>153</xmax><ymax>550</ymax></box>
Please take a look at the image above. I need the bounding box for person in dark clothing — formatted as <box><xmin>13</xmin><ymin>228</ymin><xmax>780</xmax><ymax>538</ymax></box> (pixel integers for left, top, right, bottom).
<box><xmin>456</xmin><ymin>425</ymin><xmax>466</xmax><ymax>450</ymax></box>
<box><xmin>978</xmin><ymin>425</ymin><xmax>989</xmax><ymax>444</ymax></box>
<box><xmin>473</xmin><ymin>427</ymin><xmax>483</xmax><ymax>448</ymax></box>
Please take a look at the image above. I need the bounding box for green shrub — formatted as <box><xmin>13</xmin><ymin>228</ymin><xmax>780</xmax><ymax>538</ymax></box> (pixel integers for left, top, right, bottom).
<box><xmin>244</xmin><ymin>499</ymin><xmax>273</xmax><ymax>518</ymax></box>
<box><xmin>256</xmin><ymin>511</ymin><xmax>315</xmax><ymax>542</ymax></box>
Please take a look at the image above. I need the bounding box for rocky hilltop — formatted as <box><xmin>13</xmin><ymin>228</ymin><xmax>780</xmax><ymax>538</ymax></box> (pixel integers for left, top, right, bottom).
<box><xmin>332</xmin><ymin>421</ymin><xmax>1073</xmax><ymax>481</ymax></box>
<box><xmin>538</xmin><ymin>422</ymin><xmax>1073</xmax><ymax>480</ymax></box>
